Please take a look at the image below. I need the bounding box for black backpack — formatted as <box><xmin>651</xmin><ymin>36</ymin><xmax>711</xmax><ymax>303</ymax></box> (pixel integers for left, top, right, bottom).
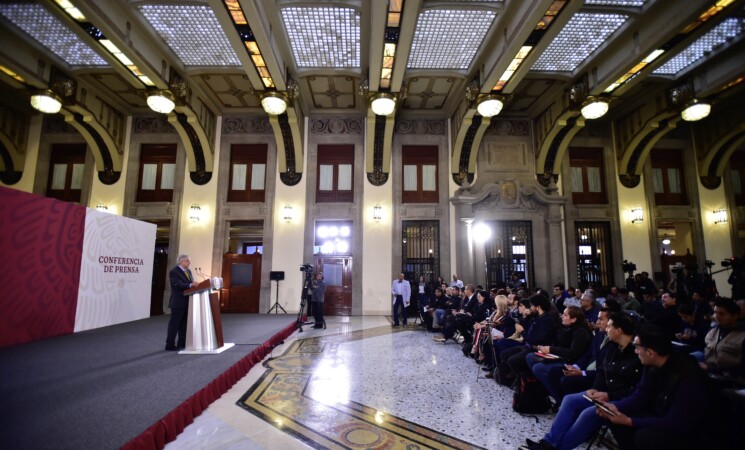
<box><xmin>512</xmin><ymin>373</ymin><xmax>550</xmax><ymax>414</ymax></box>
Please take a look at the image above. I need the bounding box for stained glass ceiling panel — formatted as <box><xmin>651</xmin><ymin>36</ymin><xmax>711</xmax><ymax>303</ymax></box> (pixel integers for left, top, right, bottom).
<box><xmin>532</xmin><ymin>13</ymin><xmax>628</xmax><ymax>72</ymax></box>
<box><xmin>407</xmin><ymin>9</ymin><xmax>497</xmax><ymax>69</ymax></box>
<box><xmin>653</xmin><ymin>17</ymin><xmax>745</xmax><ymax>75</ymax></box>
<box><xmin>138</xmin><ymin>5</ymin><xmax>241</xmax><ymax>66</ymax></box>
<box><xmin>281</xmin><ymin>7</ymin><xmax>360</xmax><ymax>68</ymax></box>
<box><xmin>0</xmin><ymin>3</ymin><xmax>108</xmax><ymax>66</ymax></box>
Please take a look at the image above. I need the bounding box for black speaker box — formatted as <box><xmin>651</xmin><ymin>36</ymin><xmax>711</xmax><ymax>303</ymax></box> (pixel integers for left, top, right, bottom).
<box><xmin>269</xmin><ymin>271</ymin><xmax>285</xmax><ymax>281</ymax></box>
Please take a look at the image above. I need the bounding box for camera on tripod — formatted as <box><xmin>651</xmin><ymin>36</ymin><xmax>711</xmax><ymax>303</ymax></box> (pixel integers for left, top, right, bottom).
<box><xmin>621</xmin><ymin>260</ymin><xmax>636</xmax><ymax>274</ymax></box>
<box><xmin>300</xmin><ymin>263</ymin><xmax>313</xmax><ymax>274</ymax></box>
<box><xmin>721</xmin><ymin>257</ymin><xmax>743</xmax><ymax>269</ymax></box>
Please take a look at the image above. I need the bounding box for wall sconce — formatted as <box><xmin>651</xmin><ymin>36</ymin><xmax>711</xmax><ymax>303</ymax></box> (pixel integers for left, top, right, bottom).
<box><xmin>713</xmin><ymin>209</ymin><xmax>727</xmax><ymax>225</ymax></box>
<box><xmin>95</xmin><ymin>203</ymin><xmax>108</xmax><ymax>212</ymax></box>
<box><xmin>189</xmin><ymin>204</ymin><xmax>201</xmax><ymax>222</ymax></box>
<box><xmin>146</xmin><ymin>90</ymin><xmax>176</xmax><ymax>114</ymax></box>
<box><xmin>630</xmin><ymin>207</ymin><xmax>643</xmax><ymax>224</ymax></box>
<box><xmin>373</xmin><ymin>204</ymin><xmax>383</xmax><ymax>222</ymax></box>
<box><xmin>283</xmin><ymin>204</ymin><xmax>293</xmax><ymax>223</ymax></box>
<box><xmin>681</xmin><ymin>100</ymin><xmax>711</xmax><ymax>122</ymax></box>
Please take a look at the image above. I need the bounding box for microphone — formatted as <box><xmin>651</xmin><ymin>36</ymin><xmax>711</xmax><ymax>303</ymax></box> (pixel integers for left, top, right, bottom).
<box><xmin>195</xmin><ymin>267</ymin><xmax>209</xmax><ymax>280</ymax></box>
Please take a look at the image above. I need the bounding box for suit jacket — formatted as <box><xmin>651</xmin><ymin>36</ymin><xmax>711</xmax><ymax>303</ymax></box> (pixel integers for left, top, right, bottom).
<box><xmin>169</xmin><ymin>266</ymin><xmax>193</xmax><ymax>309</ymax></box>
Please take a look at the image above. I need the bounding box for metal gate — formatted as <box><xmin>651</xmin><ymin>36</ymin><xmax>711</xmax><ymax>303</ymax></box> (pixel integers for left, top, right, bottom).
<box><xmin>574</xmin><ymin>221</ymin><xmax>614</xmax><ymax>290</ymax></box>
<box><xmin>485</xmin><ymin>221</ymin><xmax>534</xmax><ymax>290</ymax></box>
<box><xmin>401</xmin><ymin>220</ymin><xmax>440</xmax><ymax>283</ymax></box>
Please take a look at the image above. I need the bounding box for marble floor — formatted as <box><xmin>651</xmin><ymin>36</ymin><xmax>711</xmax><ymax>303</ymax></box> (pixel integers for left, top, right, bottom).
<box><xmin>165</xmin><ymin>317</ymin><xmax>605</xmax><ymax>450</ymax></box>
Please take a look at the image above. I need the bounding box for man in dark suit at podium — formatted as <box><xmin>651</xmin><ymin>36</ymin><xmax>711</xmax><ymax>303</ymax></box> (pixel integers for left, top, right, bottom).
<box><xmin>165</xmin><ymin>254</ymin><xmax>198</xmax><ymax>351</ymax></box>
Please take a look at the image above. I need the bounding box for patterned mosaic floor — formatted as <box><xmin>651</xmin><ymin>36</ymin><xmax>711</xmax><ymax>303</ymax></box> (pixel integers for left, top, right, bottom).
<box><xmin>166</xmin><ymin>318</ymin><xmax>604</xmax><ymax>450</ymax></box>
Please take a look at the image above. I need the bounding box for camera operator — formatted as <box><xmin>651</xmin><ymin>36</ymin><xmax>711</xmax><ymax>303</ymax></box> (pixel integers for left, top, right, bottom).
<box><xmin>310</xmin><ymin>272</ymin><xmax>327</xmax><ymax>328</ymax></box>
<box><xmin>726</xmin><ymin>256</ymin><xmax>745</xmax><ymax>300</ymax></box>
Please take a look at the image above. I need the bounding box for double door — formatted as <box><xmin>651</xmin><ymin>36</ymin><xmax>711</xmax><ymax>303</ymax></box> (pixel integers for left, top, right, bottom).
<box><xmin>314</xmin><ymin>256</ymin><xmax>352</xmax><ymax>316</ymax></box>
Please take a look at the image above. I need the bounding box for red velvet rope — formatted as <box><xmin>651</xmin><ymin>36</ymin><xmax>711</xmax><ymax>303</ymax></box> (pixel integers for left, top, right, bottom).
<box><xmin>121</xmin><ymin>320</ymin><xmax>298</xmax><ymax>450</ymax></box>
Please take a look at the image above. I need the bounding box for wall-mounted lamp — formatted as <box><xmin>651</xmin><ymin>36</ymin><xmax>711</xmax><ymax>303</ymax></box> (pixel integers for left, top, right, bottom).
<box><xmin>581</xmin><ymin>96</ymin><xmax>610</xmax><ymax>120</ymax></box>
<box><xmin>30</xmin><ymin>89</ymin><xmax>62</xmax><ymax>114</ymax></box>
<box><xmin>476</xmin><ymin>94</ymin><xmax>504</xmax><ymax>118</ymax></box>
<box><xmin>370</xmin><ymin>92</ymin><xmax>396</xmax><ymax>116</ymax></box>
<box><xmin>713</xmin><ymin>209</ymin><xmax>727</xmax><ymax>225</ymax></box>
<box><xmin>630</xmin><ymin>207</ymin><xmax>643</xmax><ymax>224</ymax></box>
<box><xmin>95</xmin><ymin>203</ymin><xmax>108</xmax><ymax>212</ymax></box>
<box><xmin>283</xmin><ymin>204</ymin><xmax>293</xmax><ymax>223</ymax></box>
<box><xmin>681</xmin><ymin>100</ymin><xmax>711</xmax><ymax>122</ymax></box>
<box><xmin>373</xmin><ymin>204</ymin><xmax>383</xmax><ymax>222</ymax></box>
<box><xmin>472</xmin><ymin>222</ymin><xmax>492</xmax><ymax>243</ymax></box>
<box><xmin>261</xmin><ymin>91</ymin><xmax>288</xmax><ymax>115</ymax></box>
<box><xmin>146</xmin><ymin>90</ymin><xmax>176</xmax><ymax>114</ymax></box>
<box><xmin>189</xmin><ymin>204</ymin><xmax>201</xmax><ymax>222</ymax></box>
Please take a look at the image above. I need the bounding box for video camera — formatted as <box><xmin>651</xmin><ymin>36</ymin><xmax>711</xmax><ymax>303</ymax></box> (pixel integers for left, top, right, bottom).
<box><xmin>721</xmin><ymin>257</ymin><xmax>743</xmax><ymax>270</ymax></box>
<box><xmin>300</xmin><ymin>263</ymin><xmax>314</xmax><ymax>274</ymax></box>
<box><xmin>621</xmin><ymin>260</ymin><xmax>636</xmax><ymax>274</ymax></box>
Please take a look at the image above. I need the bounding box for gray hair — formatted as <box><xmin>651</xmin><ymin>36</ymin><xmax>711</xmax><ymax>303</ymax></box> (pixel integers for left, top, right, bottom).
<box><xmin>582</xmin><ymin>290</ymin><xmax>597</xmax><ymax>304</ymax></box>
<box><xmin>177</xmin><ymin>254</ymin><xmax>190</xmax><ymax>264</ymax></box>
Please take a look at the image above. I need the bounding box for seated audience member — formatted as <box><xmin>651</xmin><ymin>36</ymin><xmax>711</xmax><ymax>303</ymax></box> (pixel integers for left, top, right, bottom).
<box><xmin>488</xmin><ymin>298</ymin><xmax>533</xmax><ymax>374</ymax></box>
<box><xmin>434</xmin><ymin>286</ymin><xmax>461</xmax><ymax>329</ymax></box>
<box><xmin>501</xmin><ymin>294</ymin><xmax>556</xmax><ymax>377</ymax></box>
<box><xmin>520</xmin><ymin>312</ymin><xmax>641</xmax><ymax>450</ymax></box>
<box><xmin>702</xmin><ymin>298</ymin><xmax>745</xmax><ymax>379</ymax></box>
<box><xmin>650</xmin><ymin>290</ymin><xmax>681</xmax><ymax>338</ymax></box>
<box><xmin>564</xmin><ymin>287</ymin><xmax>580</xmax><ymax>308</ymax></box>
<box><xmin>425</xmin><ymin>287</ymin><xmax>448</xmax><ymax>331</ymax></box>
<box><xmin>691</xmin><ymin>290</ymin><xmax>713</xmax><ymax>321</ymax></box>
<box><xmin>638</xmin><ymin>290</ymin><xmax>663</xmax><ymax>321</ymax></box>
<box><xmin>675</xmin><ymin>303</ymin><xmax>710</xmax><ymax>351</ymax></box>
<box><xmin>460</xmin><ymin>290</ymin><xmax>492</xmax><ymax>355</ymax></box>
<box><xmin>605</xmin><ymin>286</ymin><xmax>621</xmax><ymax>304</ymax></box>
<box><xmin>531</xmin><ymin>309</ymin><xmax>611</xmax><ymax>405</ymax></box>
<box><xmin>594</xmin><ymin>325</ymin><xmax>709</xmax><ymax>450</ymax></box>
<box><xmin>579</xmin><ymin>291</ymin><xmax>601</xmax><ymax>325</ymax></box>
<box><xmin>527</xmin><ymin>306</ymin><xmax>592</xmax><ymax>404</ymax></box>
<box><xmin>618</xmin><ymin>288</ymin><xmax>642</xmax><ymax>313</ymax></box>
<box><xmin>434</xmin><ymin>285</ymin><xmax>478</xmax><ymax>343</ymax></box>
<box><xmin>472</xmin><ymin>294</ymin><xmax>515</xmax><ymax>361</ymax></box>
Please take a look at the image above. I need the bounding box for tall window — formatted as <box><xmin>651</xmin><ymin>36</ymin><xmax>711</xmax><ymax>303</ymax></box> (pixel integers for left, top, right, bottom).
<box><xmin>484</xmin><ymin>221</ymin><xmax>535</xmax><ymax>290</ymax></box>
<box><xmin>316</xmin><ymin>144</ymin><xmax>353</xmax><ymax>203</ymax></box>
<box><xmin>137</xmin><ymin>144</ymin><xmax>176</xmax><ymax>202</ymax></box>
<box><xmin>46</xmin><ymin>144</ymin><xmax>86</xmax><ymax>203</ymax></box>
<box><xmin>402</xmin><ymin>145</ymin><xmax>438</xmax><ymax>203</ymax></box>
<box><xmin>569</xmin><ymin>147</ymin><xmax>606</xmax><ymax>204</ymax></box>
<box><xmin>574</xmin><ymin>222</ymin><xmax>614</xmax><ymax>290</ymax></box>
<box><xmin>228</xmin><ymin>144</ymin><xmax>267</xmax><ymax>202</ymax></box>
<box><xmin>651</xmin><ymin>149</ymin><xmax>687</xmax><ymax>205</ymax></box>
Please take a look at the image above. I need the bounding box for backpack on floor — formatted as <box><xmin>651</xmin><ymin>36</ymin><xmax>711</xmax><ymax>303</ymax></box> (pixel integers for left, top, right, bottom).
<box><xmin>494</xmin><ymin>360</ymin><xmax>515</xmax><ymax>386</ymax></box>
<box><xmin>512</xmin><ymin>373</ymin><xmax>550</xmax><ymax>414</ymax></box>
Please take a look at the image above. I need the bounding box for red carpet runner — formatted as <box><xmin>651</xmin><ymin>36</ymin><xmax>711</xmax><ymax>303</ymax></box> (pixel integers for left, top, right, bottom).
<box><xmin>122</xmin><ymin>320</ymin><xmax>298</xmax><ymax>450</ymax></box>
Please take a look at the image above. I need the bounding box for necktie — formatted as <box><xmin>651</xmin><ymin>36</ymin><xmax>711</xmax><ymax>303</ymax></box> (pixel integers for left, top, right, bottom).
<box><xmin>185</xmin><ymin>270</ymin><xmax>191</xmax><ymax>281</ymax></box>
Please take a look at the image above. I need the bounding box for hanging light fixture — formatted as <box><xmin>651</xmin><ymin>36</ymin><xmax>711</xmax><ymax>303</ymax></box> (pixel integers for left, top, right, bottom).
<box><xmin>681</xmin><ymin>100</ymin><xmax>711</xmax><ymax>122</ymax></box>
<box><xmin>30</xmin><ymin>89</ymin><xmax>62</xmax><ymax>114</ymax></box>
<box><xmin>581</xmin><ymin>96</ymin><xmax>610</xmax><ymax>119</ymax></box>
<box><xmin>370</xmin><ymin>92</ymin><xmax>396</xmax><ymax>116</ymax></box>
<box><xmin>146</xmin><ymin>90</ymin><xmax>175</xmax><ymax>114</ymax></box>
<box><xmin>477</xmin><ymin>94</ymin><xmax>504</xmax><ymax>117</ymax></box>
<box><xmin>261</xmin><ymin>91</ymin><xmax>288</xmax><ymax>115</ymax></box>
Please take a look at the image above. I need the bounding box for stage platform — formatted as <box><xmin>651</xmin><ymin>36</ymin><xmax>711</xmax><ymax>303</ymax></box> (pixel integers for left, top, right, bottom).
<box><xmin>0</xmin><ymin>314</ymin><xmax>297</xmax><ymax>450</ymax></box>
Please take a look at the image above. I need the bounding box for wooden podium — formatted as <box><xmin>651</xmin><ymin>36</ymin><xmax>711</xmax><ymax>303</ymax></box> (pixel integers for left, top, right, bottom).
<box><xmin>180</xmin><ymin>277</ymin><xmax>234</xmax><ymax>354</ymax></box>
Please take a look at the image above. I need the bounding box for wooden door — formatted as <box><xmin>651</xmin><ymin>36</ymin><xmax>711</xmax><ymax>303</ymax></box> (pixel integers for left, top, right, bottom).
<box><xmin>221</xmin><ymin>251</ymin><xmax>262</xmax><ymax>313</ymax></box>
<box><xmin>315</xmin><ymin>256</ymin><xmax>352</xmax><ymax>316</ymax></box>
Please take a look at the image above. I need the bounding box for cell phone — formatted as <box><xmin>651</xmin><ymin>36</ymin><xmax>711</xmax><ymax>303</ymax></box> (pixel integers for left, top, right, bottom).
<box><xmin>583</xmin><ymin>394</ymin><xmax>616</xmax><ymax>416</ymax></box>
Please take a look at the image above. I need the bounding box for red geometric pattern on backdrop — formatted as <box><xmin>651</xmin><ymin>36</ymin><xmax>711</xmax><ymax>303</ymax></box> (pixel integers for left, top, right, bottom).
<box><xmin>0</xmin><ymin>187</ymin><xmax>85</xmax><ymax>347</ymax></box>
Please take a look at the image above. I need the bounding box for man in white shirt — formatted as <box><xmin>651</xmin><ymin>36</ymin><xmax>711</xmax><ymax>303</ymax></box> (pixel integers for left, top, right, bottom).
<box><xmin>450</xmin><ymin>274</ymin><xmax>464</xmax><ymax>289</ymax></box>
<box><xmin>391</xmin><ymin>273</ymin><xmax>411</xmax><ymax>326</ymax></box>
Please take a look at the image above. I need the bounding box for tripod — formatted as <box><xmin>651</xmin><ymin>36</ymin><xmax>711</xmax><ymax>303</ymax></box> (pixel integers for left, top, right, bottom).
<box><xmin>268</xmin><ymin>278</ymin><xmax>287</xmax><ymax>314</ymax></box>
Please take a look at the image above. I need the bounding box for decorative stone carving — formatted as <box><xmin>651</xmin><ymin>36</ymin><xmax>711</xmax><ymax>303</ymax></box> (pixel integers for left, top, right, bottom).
<box><xmin>699</xmin><ymin>175</ymin><xmax>721</xmax><ymax>190</ymax></box>
<box><xmin>310</xmin><ymin>118</ymin><xmax>362</xmax><ymax>134</ymax></box>
<box><xmin>222</xmin><ymin>117</ymin><xmax>272</xmax><ymax>134</ymax></box>
<box><xmin>43</xmin><ymin>115</ymin><xmax>77</xmax><ymax>134</ymax></box>
<box><xmin>395</xmin><ymin>120</ymin><xmax>446</xmax><ymax>135</ymax></box>
<box><xmin>367</xmin><ymin>168</ymin><xmax>389</xmax><ymax>186</ymax></box>
<box><xmin>133</xmin><ymin>117</ymin><xmax>175</xmax><ymax>134</ymax></box>
<box><xmin>537</xmin><ymin>173</ymin><xmax>558</xmax><ymax>187</ymax></box>
<box><xmin>280</xmin><ymin>169</ymin><xmax>302</xmax><ymax>186</ymax></box>
<box><xmin>452</xmin><ymin>179</ymin><xmax>566</xmax><ymax>212</ymax></box>
<box><xmin>484</xmin><ymin>119</ymin><xmax>529</xmax><ymax>136</ymax></box>
<box><xmin>619</xmin><ymin>173</ymin><xmax>641</xmax><ymax>188</ymax></box>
